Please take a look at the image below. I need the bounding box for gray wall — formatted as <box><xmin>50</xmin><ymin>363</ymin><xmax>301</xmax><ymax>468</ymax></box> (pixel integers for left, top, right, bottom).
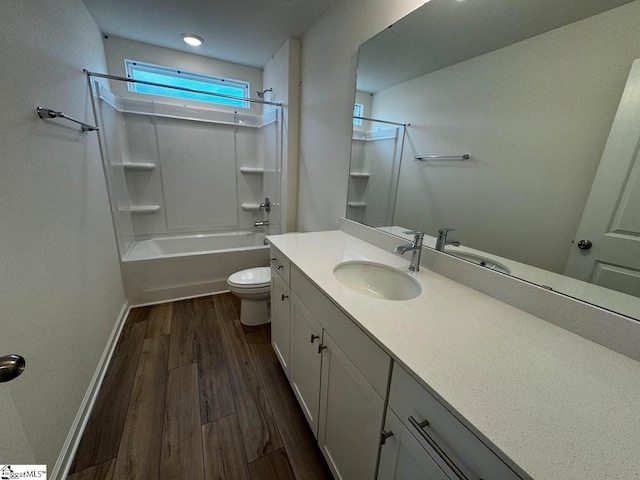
<box><xmin>297</xmin><ymin>0</ymin><xmax>428</xmax><ymax>232</ymax></box>
<box><xmin>0</xmin><ymin>0</ymin><xmax>127</xmax><ymax>470</ymax></box>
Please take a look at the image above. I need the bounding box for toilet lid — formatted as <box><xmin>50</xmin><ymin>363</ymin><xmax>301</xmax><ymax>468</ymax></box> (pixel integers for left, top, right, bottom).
<box><xmin>228</xmin><ymin>267</ymin><xmax>271</xmax><ymax>288</ymax></box>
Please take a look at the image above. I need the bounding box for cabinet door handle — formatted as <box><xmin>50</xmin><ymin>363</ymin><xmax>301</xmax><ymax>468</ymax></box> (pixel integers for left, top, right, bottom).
<box><xmin>310</xmin><ymin>334</ymin><xmax>320</xmax><ymax>343</ymax></box>
<box><xmin>318</xmin><ymin>344</ymin><xmax>327</xmax><ymax>354</ymax></box>
<box><xmin>281</xmin><ymin>294</ymin><xmax>289</xmax><ymax>301</ymax></box>
<box><xmin>381</xmin><ymin>429</ymin><xmax>394</xmax><ymax>445</ymax></box>
<box><xmin>408</xmin><ymin>416</ymin><xmax>468</xmax><ymax>480</ymax></box>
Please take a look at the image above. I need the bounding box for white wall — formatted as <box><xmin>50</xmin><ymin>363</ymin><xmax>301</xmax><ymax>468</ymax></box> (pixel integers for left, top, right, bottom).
<box><xmin>263</xmin><ymin>39</ymin><xmax>302</xmax><ymax>232</ymax></box>
<box><xmin>0</xmin><ymin>0</ymin><xmax>127</xmax><ymax>471</ymax></box>
<box><xmin>372</xmin><ymin>2</ymin><xmax>640</xmax><ymax>273</ymax></box>
<box><xmin>297</xmin><ymin>0</ymin><xmax>428</xmax><ymax>232</ymax></box>
<box><xmin>103</xmin><ymin>36</ymin><xmax>263</xmax><ymax>115</ymax></box>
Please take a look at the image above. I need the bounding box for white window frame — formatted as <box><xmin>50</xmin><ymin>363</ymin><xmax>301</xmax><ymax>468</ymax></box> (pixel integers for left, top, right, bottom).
<box><xmin>124</xmin><ymin>59</ymin><xmax>250</xmax><ymax>109</ymax></box>
<box><xmin>353</xmin><ymin>103</ymin><xmax>364</xmax><ymax>126</ymax></box>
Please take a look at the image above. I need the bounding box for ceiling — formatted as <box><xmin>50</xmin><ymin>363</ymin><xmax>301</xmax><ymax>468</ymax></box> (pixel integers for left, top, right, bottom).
<box><xmin>81</xmin><ymin>0</ymin><xmax>338</xmax><ymax>68</ymax></box>
<box><xmin>358</xmin><ymin>0</ymin><xmax>637</xmax><ymax>93</ymax></box>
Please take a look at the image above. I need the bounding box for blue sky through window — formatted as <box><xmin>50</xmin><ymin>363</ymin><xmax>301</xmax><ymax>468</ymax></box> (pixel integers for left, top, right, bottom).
<box><xmin>126</xmin><ymin>61</ymin><xmax>249</xmax><ymax>108</ymax></box>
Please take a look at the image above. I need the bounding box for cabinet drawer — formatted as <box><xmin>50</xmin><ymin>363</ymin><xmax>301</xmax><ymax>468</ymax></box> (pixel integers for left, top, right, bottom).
<box><xmin>378</xmin><ymin>407</ymin><xmax>451</xmax><ymax>480</ymax></box>
<box><xmin>389</xmin><ymin>364</ymin><xmax>522</xmax><ymax>480</ymax></box>
<box><xmin>270</xmin><ymin>245</ymin><xmax>291</xmax><ymax>285</ymax></box>
<box><xmin>291</xmin><ymin>265</ymin><xmax>391</xmax><ymax>397</ymax></box>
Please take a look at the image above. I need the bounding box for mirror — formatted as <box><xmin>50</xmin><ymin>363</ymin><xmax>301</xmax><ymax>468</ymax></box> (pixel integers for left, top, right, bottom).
<box><xmin>349</xmin><ymin>0</ymin><xmax>640</xmax><ymax>320</ymax></box>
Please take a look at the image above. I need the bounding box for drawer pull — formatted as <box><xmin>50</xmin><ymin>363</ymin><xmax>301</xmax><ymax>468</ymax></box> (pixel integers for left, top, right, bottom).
<box><xmin>271</xmin><ymin>259</ymin><xmax>283</xmax><ymax>270</ymax></box>
<box><xmin>408</xmin><ymin>416</ymin><xmax>468</xmax><ymax>480</ymax></box>
<box><xmin>281</xmin><ymin>294</ymin><xmax>289</xmax><ymax>301</ymax></box>
<box><xmin>381</xmin><ymin>429</ymin><xmax>394</xmax><ymax>445</ymax></box>
<box><xmin>318</xmin><ymin>344</ymin><xmax>328</xmax><ymax>354</ymax></box>
<box><xmin>310</xmin><ymin>334</ymin><xmax>320</xmax><ymax>343</ymax></box>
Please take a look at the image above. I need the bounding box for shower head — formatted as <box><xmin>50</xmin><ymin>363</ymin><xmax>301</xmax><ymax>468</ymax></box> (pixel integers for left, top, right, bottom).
<box><xmin>256</xmin><ymin>88</ymin><xmax>273</xmax><ymax>100</ymax></box>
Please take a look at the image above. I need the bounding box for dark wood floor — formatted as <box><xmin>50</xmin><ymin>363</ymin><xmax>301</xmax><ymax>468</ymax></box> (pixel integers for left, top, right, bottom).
<box><xmin>69</xmin><ymin>293</ymin><xmax>333</xmax><ymax>480</ymax></box>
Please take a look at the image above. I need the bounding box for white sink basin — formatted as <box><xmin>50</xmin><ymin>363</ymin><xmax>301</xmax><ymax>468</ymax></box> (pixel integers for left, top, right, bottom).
<box><xmin>333</xmin><ymin>261</ymin><xmax>422</xmax><ymax>300</ymax></box>
<box><xmin>445</xmin><ymin>250</ymin><xmax>512</xmax><ymax>274</ymax></box>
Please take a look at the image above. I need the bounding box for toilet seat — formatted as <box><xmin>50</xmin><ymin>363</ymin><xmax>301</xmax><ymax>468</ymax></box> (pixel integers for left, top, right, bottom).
<box><xmin>227</xmin><ymin>267</ymin><xmax>271</xmax><ymax>289</ymax></box>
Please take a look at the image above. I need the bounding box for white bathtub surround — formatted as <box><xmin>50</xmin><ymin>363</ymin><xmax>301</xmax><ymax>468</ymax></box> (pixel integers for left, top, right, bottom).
<box><xmin>122</xmin><ymin>231</ymin><xmax>269</xmax><ymax>305</ymax></box>
<box><xmin>347</xmin><ymin>125</ymin><xmax>404</xmax><ymax>226</ymax></box>
<box><xmin>92</xmin><ymin>81</ymin><xmax>282</xmax><ymax>241</ymax></box>
<box><xmin>267</xmin><ymin>229</ymin><xmax>640</xmax><ymax>479</ymax></box>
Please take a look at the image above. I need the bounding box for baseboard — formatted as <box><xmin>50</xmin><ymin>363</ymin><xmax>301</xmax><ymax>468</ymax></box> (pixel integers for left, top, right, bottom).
<box><xmin>132</xmin><ymin>289</ymin><xmax>231</xmax><ymax>308</ymax></box>
<box><xmin>50</xmin><ymin>300</ymin><xmax>131</xmax><ymax>480</ymax></box>
<box><xmin>130</xmin><ymin>279</ymin><xmax>229</xmax><ymax>306</ymax></box>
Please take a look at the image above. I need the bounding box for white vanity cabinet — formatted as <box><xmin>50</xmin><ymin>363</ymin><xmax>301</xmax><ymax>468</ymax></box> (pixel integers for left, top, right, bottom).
<box><xmin>317</xmin><ymin>331</ymin><xmax>386</xmax><ymax>480</ymax></box>
<box><xmin>269</xmin><ymin>246</ymin><xmax>392</xmax><ymax>480</ymax></box>
<box><xmin>270</xmin><ymin>246</ymin><xmax>291</xmax><ymax>377</ymax></box>
<box><xmin>289</xmin><ymin>292</ymin><xmax>323</xmax><ymax>436</ymax></box>
<box><xmin>379</xmin><ymin>364</ymin><xmax>523</xmax><ymax>480</ymax></box>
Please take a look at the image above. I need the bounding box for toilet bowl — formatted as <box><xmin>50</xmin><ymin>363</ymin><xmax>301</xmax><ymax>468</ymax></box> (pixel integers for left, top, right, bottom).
<box><xmin>227</xmin><ymin>267</ymin><xmax>271</xmax><ymax>326</ymax></box>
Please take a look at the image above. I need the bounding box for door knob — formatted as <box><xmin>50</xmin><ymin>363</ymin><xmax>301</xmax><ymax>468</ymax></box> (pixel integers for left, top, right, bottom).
<box><xmin>0</xmin><ymin>354</ymin><xmax>26</xmax><ymax>383</ymax></box>
<box><xmin>577</xmin><ymin>239</ymin><xmax>593</xmax><ymax>250</ymax></box>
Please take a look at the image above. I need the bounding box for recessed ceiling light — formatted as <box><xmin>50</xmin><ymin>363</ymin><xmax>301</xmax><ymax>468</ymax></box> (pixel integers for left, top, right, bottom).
<box><xmin>182</xmin><ymin>34</ymin><xmax>203</xmax><ymax>46</ymax></box>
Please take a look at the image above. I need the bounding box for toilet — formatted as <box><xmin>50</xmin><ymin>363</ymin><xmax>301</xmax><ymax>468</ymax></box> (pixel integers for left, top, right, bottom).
<box><xmin>227</xmin><ymin>267</ymin><xmax>271</xmax><ymax>326</ymax></box>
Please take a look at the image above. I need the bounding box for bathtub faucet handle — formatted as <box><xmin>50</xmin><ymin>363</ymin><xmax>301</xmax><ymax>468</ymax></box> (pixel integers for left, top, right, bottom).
<box><xmin>254</xmin><ymin>220</ymin><xmax>269</xmax><ymax>227</ymax></box>
<box><xmin>260</xmin><ymin>197</ymin><xmax>271</xmax><ymax>213</ymax></box>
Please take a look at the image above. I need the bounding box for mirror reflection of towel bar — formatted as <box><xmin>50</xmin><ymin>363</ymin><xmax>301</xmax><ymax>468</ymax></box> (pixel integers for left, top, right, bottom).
<box><xmin>415</xmin><ymin>154</ymin><xmax>470</xmax><ymax>160</ymax></box>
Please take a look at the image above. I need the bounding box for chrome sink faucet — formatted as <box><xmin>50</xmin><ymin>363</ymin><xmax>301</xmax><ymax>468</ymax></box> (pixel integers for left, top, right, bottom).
<box><xmin>435</xmin><ymin>228</ymin><xmax>460</xmax><ymax>251</ymax></box>
<box><xmin>394</xmin><ymin>230</ymin><xmax>424</xmax><ymax>272</ymax></box>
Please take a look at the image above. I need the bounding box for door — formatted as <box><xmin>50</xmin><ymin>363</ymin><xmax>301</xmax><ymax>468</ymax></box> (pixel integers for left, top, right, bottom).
<box><xmin>270</xmin><ymin>269</ymin><xmax>291</xmax><ymax>378</ymax></box>
<box><xmin>564</xmin><ymin>58</ymin><xmax>640</xmax><ymax>296</ymax></box>
<box><xmin>289</xmin><ymin>293</ymin><xmax>323</xmax><ymax>437</ymax></box>
<box><xmin>318</xmin><ymin>332</ymin><xmax>385</xmax><ymax>480</ymax></box>
<box><xmin>378</xmin><ymin>408</ymin><xmax>451</xmax><ymax>480</ymax></box>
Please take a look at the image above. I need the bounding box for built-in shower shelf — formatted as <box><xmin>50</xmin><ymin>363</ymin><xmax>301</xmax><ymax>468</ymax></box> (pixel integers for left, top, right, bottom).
<box><xmin>120</xmin><ymin>205</ymin><xmax>161</xmax><ymax>214</ymax></box>
<box><xmin>240</xmin><ymin>167</ymin><xmax>265</xmax><ymax>175</ymax></box>
<box><xmin>123</xmin><ymin>162</ymin><xmax>156</xmax><ymax>171</ymax></box>
<box><xmin>350</xmin><ymin>172</ymin><xmax>370</xmax><ymax>179</ymax></box>
<box><xmin>347</xmin><ymin>202</ymin><xmax>367</xmax><ymax>208</ymax></box>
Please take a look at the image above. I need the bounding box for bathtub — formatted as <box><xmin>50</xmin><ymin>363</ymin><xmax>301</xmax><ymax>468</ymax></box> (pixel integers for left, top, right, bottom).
<box><xmin>121</xmin><ymin>231</ymin><xmax>270</xmax><ymax>305</ymax></box>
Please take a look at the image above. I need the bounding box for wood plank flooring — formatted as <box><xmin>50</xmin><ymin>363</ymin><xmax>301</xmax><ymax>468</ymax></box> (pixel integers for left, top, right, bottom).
<box><xmin>69</xmin><ymin>293</ymin><xmax>332</xmax><ymax>480</ymax></box>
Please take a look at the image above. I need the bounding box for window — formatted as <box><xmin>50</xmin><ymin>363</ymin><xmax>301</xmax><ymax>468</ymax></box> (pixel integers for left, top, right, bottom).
<box><xmin>125</xmin><ymin>60</ymin><xmax>250</xmax><ymax>109</ymax></box>
<box><xmin>353</xmin><ymin>103</ymin><xmax>366</xmax><ymax>126</ymax></box>
<box><xmin>353</xmin><ymin>103</ymin><xmax>364</xmax><ymax>126</ymax></box>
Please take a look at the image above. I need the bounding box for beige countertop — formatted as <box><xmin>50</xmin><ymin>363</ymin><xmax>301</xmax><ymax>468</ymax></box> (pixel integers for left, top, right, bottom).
<box><xmin>268</xmin><ymin>230</ymin><xmax>640</xmax><ymax>480</ymax></box>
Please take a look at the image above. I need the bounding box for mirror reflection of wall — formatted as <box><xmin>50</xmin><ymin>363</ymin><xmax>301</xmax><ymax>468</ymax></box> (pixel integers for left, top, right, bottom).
<box><xmin>351</xmin><ymin>0</ymin><xmax>640</xmax><ymax>319</ymax></box>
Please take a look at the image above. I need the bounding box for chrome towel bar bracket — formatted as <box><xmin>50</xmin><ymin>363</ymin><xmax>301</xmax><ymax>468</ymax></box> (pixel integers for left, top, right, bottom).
<box><xmin>36</xmin><ymin>106</ymin><xmax>99</xmax><ymax>132</ymax></box>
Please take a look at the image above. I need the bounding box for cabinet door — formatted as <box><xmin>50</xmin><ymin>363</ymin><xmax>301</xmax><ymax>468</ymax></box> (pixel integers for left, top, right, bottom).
<box><xmin>318</xmin><ymin>332</ymin><xmax>385</xmax><ymax>480</ymax></box>
<box><xmin>271</xmin><ymin>267</ymin><xmax>291</xmax><ymax>378</ymax></box>
<box><xmin>290</xmin><ymin>293</ymin><xmax>324</xmax><ymax>437</ymax></box>
<box><xmin>378</xmin><ymin>408</ymin><xmax>451</xmax><ymax>480</ymax></box>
